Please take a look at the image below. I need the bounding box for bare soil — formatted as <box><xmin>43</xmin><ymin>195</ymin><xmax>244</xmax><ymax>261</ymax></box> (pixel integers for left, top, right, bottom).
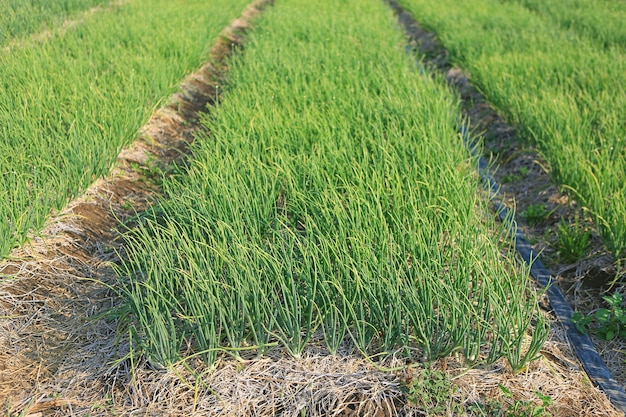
<box><xmin>0</xmin><ymin>0</ymin><xmax>623</xmax><ymax>415</ymax></box>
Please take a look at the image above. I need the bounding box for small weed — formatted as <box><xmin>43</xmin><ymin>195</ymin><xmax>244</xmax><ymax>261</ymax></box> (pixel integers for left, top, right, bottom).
<box><xmin>520</xmin><ymin>204</ymin><xmax>550</xmax><ymax>226</ymax></box>
<box><xmin>129</xmin><ymin>159</ymin><xmax>163</xmax><ymax>187</ymax></box>
<box><xmin>571</xmin><ymin>311</ymin><xmax>593</xmax><ymax>334</ymax></box>
<box><xmin>468</xmin><ymin>385</ymin><xmax>552</xmax><ymax>416</ymax></box>
<box><xmin>90</xmin><ymin>395</ymin><xmax>115</xmax><ymax>412</ymax></box>
<box><xmin>502</xmin><ymin>167</ymin><xmax>530</xmax><ymax>184</ymax></box>
<box><xmin>572</xmin><ymin>292</ymin><xmax>626</xmax><ymax>340</ymax></box>
<box><xmin>502</xmin><ymin>173</ymin><xmax>519</xmax><ymax>184</ymax></box>
<box><xmin>554</xmin><ymin>217</ymin><xmax>589</xmax><ymax>263</ymax></box>
<box><xmin>404</xmin><ymin>369</ymin><xmax>462</xmax><ymax>415</ymax></box>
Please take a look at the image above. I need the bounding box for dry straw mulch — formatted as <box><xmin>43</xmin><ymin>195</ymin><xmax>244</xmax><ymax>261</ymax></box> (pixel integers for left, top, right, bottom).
<box><xmin>0</xmin><ymin>0</ymin><xmax>623</xmax><ymax>415</ymax></box>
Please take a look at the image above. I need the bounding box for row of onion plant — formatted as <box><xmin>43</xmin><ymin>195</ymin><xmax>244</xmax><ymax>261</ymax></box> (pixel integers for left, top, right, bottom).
<box><xmin>501</xmin><ymin>0</ymin><xmax>626</xmax><ymax>48</ymax></box>
<box><xmin>399</xmin><ymin>0</ymin><xmax>626</xmax><ymax>259</ymax></box>
<box><xmin>0</xmin><ymin>0</ymin><xmax>109</xmax><ymax>47</ymax></box>
<box><xmin>118</xmin><ymin>0</ymin><xmax>548</xmax><ymax>371</ymax></box>
<box><xmin>0</xmin><ymin>0</ymin><xmax>250</xmax><ymax>257</ymax></box>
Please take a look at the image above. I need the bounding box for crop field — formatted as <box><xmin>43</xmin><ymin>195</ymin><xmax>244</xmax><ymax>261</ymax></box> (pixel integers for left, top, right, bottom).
<box><xmin>398</xmin><ymin>0</ymin><xmax>626</xmax><ymax>258</ymax></box>
<box><xmin>0</xmin><ymin>0</ymin><xmax>110</xmax><ymax>47</ymax></box>
<box><xmin>0</xmin><ymin>0</ymin><xmax>250</xmax><ymax>256</ymax></box>
<box><xmin>502</xmin><ymin>0</ymin><xmax>626</xmax><ymax>48</ymax></box>
<box><xmin>0</xmin><ymin>0</ymin><xmax>625</xmax><ymax>415</ymax></box>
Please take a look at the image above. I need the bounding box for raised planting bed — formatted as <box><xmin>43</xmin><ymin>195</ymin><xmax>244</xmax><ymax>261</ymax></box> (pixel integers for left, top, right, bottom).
<box><xmin>394</xmin><ymin>0</ymin><xmax>626</xmax><ymax>411</ymax></box>
<box><xmin>0</xmin><ymin>0</ymin><xmax>250</xmax><ymax>257</ymax></box>
<box><xmin>0</xmin><ymin>0</ymin><xmax>110</xmax><ymax>47</ymax></box>
<box><xmin>399</xmin><ymin>0</ymin><xmax>626</xmax><ymax>260</ymax></box>
<box><xmin>502</xmin><ymin>0</ymin><xmax>626</xmax><ymax>48</ymax></box>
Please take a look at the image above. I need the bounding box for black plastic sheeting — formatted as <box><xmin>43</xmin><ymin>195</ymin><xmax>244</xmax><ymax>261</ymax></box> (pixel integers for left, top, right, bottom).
<box><xmin>385</xmin><ymin>0</ymin><xmax>626</xmax><ymax>412</ymax></box>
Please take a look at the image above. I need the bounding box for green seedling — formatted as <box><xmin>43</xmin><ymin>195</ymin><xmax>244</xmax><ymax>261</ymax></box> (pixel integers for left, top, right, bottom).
<box><xmin>502</xmin><ymin>167</ymin><xmax>530</xmax><ymax>184</ymax></box>
<box><xmin>573</xmin><ymin>292</ymin><xmax>626</xmax><ymax>340</ymax></box>
<box><xmin>593</xmin><ymin>292</ymin><xmax>626</xmax><ymax>341</ymax></box>
<box><xmin>571</xmin><ymin>311</ymin><xmax>593</xmax><ymax>334</ymax></box>
<box><xmin>520</xmin><ymin>204</ymin><xmax>551</xmax><ymax>226</ymax></box>
<box><xmin>404</xmin><ymin>369</ymin><xmax>462</xmax><ymax>414</ymax></box>
<box><xmin>499</xmin><ymin>385</ymin><xmax>552</xmax><ymax>417</ymax></box>
<box><xmin>555</xmin><ymin>216</ymin><xmax>589</xmax><ymax>263</ymax></box>
<box><xmin>469</xmin><ymin>386</ymin><xmax>552</xmax><ymax>416</ymax></box>
<box><xmin>121</xmin><ymin>200</ymin><xmax>134</xmax><ymax>210</ymax></box>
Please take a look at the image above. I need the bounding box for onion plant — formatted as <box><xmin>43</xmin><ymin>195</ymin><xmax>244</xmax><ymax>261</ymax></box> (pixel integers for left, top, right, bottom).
<box><xmin>399</xmin><ymin>0</ymin><xmax>626</xmax><ymax>259</ymax></box>
<box><xmin>0</xmin><ymin>0</ymin><xmax>250</xmax><ymax>258</ymax></box>
<box><xmin>118</xmin><ymin>0</ymin><xmax>548</xmax><ymax>372</ymax></box>
<box><xmin>0</xmin><ymin>0</ymin><xmax>109</xmax><ymax>48</ymax></box>
<box><xmin>501</xmin><ymin>0</ymin><xmax>626</xmax><ymax>48</ymax></box>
